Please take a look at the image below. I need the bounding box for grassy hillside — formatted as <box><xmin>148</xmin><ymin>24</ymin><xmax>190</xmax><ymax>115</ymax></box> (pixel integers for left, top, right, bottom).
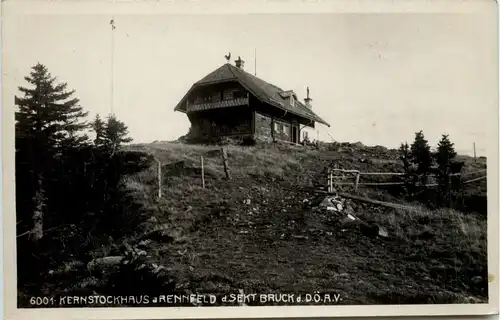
<box><xmin>116</xmin><ymin>141</ymin><xmax>488</xmax><ymax>305</ymax></box>
<box><xmin>19</xmin><ymin>140</ymin><xmax>487</xmax><ymax>306</ymax></box>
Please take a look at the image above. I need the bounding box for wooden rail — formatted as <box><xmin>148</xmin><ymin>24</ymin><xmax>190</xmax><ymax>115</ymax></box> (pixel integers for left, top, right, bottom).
<box><xmin>463</xmin><ymin>176</ymin><xmax>487</xmax><ymax>184</ymax></box>
<box><xmin>201</xmin><ymin>156</ymin><xmax>205</xmax><ymax>188</ymax></box>
<box><xmin>462</xmin><ymin>169</ymin><xmax>487</xmax><ymax>176</ymax></box>
<box><xmin>155</xmin><ymin>158</ymin><xmax>162</xmax><ymax>199</ymax></box>
<box><xmin>360</xmin><ymin>172</ymin><xmax>406</xmax><ymax>176</ymax></box>
<box><xmin>326</xmin><ymin>167</ymin><xmax>486</xmax><ymax>192</ymax></box>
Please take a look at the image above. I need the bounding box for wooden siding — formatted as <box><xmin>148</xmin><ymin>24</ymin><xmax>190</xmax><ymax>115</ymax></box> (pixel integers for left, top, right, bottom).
<box><xmin>182</xmin><ymin>85</ymin><xmax>315</xmax><ymax>144</ymax></box>
<box><xmin>254</xmin><ymin>111</ymin><xmax>273</xmax><ymax>142</ymax></box>
<box><xmin>187</xmin><ymin>97</ymin><xmax>249</xmax><ymax>112</ymax></box>
<box><xmin>254</xmin><ymin>111</ymin><xmax>293</xmax><ymax>142</ymax></box>
<box><xmin>188</xmin><ymin>108</ymin><xmax>253</xmax><ymax>140</ymax></box>
<box><xmin>189</xmin><ymin>83</ymin><xmax>247</xmax><ymax>107</ymax></box>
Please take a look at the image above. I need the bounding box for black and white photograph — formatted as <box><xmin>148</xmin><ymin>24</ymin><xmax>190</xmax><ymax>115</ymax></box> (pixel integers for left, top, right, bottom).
<box><xmin>2</xmin><ymin>0</ymin><xmax>499</xmax><ymax>319</ymax></box>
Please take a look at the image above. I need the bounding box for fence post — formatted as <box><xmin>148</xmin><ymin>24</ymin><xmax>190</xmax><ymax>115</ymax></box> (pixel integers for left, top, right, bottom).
<box><xmin>156</xmin><ymin>158</ymin><xmax>162</xmax><ymax>199</ymax></box>
<box><xmin>448</xmin><ymin>174</ymin><xmax>452</xmax><ymax>208</ymax></box>
<box><xmin>354</xmin><ymin>172</ymin><xmax>360</xmax><ymax>193</ymax></box>
<box><xmin>326</xmin><ymin>171</ymin><xmax>330</xmax><ymax>193</ymax></box>
<box><xmin>221</xmin><ymin>148</ymin><xmax>231</xmax><ymax>180</ymax></box>
<box><xmin>329</xmin><ymin>171</ymin><xmax>333</xmax><ymax>193</ymax></box>
<box><xmin>201</xmin><ymin>156</ymin><xmax>205</xmax><ymax>189</ymax></box>
<box><xmin>473</xmin><ymin>142</ymin><xmax>477</xmax><ymax>162</ymax></box>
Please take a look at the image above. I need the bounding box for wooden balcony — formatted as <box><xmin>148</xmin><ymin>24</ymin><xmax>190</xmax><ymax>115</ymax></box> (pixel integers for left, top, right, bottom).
<box><xmin>186</xmin><ymin>97</ymin><xmax>249</xmax><ymax>113</ymax></box>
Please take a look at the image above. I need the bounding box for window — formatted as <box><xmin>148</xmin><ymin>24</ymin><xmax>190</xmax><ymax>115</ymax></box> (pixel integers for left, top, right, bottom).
<box><xmin>223</xmin><ymin>90</ymin><xmax>233</xmax><ymax>100</ymax></box>
<box><xmin>303</xmin><ymin>131</ymin><xmax>309</xmax><ymax>139</ymax></box>
<box><xmin>211</xmin><ymin>92</ymin><xmax>221</xmax><ymax>102</ymax></box>
<box><xmin>273</xmin><ymin>122</ymin><xmax>285</xmax><ymax>133</ymax></box>
<box><xmin>233</xmin><ymin>90</ymin><xmax>246</xmax><ymax>99</ymax></box>
<box><xmin>283</xmin><ymin>124</ymin><xmax>290</xmax><ymax>136</ymax></box>
<box><xmin>290</xmin><ymin>95</ymin><xmax>295</xmax><ymax>107</ymax></box>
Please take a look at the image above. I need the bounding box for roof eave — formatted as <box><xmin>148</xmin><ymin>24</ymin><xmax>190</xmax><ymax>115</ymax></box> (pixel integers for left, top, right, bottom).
<box><xmin>174</xmin><ymin>77</ymin><xmax>241</xmax><ymax>112</ymax></box>
<box><xmin>317</xmin><ymin>118</ymin><xmax>331</xmax><ymax>127</ymax></box>
<box><xmin>195</xmin><ymin>78</ymin><xmax>238</xmax><ymax>87</ymax></box>
<box><xmin>173</xmin><ymin>84</ymin><xmax>197</xmax><ymax>112</ymax></box>
<box><xmin>174</xmin><ymin>65</ymin><xmax>331</xmax><ymax>127</ymax></box>
<box><xmin>265</xmin><ymin>100</ymin><xmax>331</xmax><ymax>128</ymax></box>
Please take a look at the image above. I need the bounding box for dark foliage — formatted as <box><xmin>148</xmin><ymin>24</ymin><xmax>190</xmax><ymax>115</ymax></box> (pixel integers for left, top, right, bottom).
<box><xmin>15</xmin><ymin>63</ymin><xmax>145</xmax><ymax>289</ymax></box>
<box><xmin>398</xmin><ymin>141</ymin><xmax>419</xmax><ymax>196</ymax></box>
<box><xmin>410</xmin><ymin>130</ymin><xmax>433</xmax><ymax>177</ymax></box>
<box><xmin>433</xmin><ymin>134</ymin><xmax>458</xmax><ymax>205</ymax></box>
<box><xmin>396</xmin><ymin>132</ymin><xmax>484</xmax><ymax>213</ymax></box>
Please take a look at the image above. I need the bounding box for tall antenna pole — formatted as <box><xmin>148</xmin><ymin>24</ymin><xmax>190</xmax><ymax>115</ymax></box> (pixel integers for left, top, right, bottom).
<box><xmin>254</xmin><ymin>48</ymin><xmax>257</xmax><ymax>76</ymax></box>
<box><xmin>110</xmin><ymin>17</ymin><xmax>116</xmax><ymax>116</ymax></box>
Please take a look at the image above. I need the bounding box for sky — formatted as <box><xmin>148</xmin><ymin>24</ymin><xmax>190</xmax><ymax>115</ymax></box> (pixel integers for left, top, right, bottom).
<box><xmin>2</xmin><ymin>1</ymin><xmax>498</xmax><ymax>156</ymax></box>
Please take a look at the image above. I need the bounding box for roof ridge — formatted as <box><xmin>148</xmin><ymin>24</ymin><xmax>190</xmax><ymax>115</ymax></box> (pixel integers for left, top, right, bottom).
<box><xmin>230</xmin><ymin>64</ymin><xmax>284</xmax><ymax>92</ymax></box>
<box><xmin>226</xmin><ymin>63</ymin><xmax>239</xmax><ymax>79</ymax></box>
<box><xmin>177</xmin><ymin>62</ymin><xmax>330</xmax><ymax>127</ymax></box>
<box><xmin>195</xmin><ymin>63</ymin><xmax>238</xmax><ymax>85</ymax></box>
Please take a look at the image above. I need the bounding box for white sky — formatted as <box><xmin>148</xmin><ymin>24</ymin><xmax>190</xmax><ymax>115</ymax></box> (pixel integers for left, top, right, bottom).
<box><xmin>2</xmin><ymin>1</ymin><xmax>498</xmax><ymax>156</ymax></box>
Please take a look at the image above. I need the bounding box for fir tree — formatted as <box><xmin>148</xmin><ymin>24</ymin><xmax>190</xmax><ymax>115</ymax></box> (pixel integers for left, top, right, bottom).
<box><xmin>103</xmin><ymin>114</ymin><xmax>133</xmax><ymax>155</ymax></box>
<box><xmin>91</xmin><ymin>114</ymin><xmax>107</xmax><ymax>147</ymax></box>
<box><xmin>16</xmin><ymin>63</ymin><xmax>89</xmax><ymax>153</ymax></box>
<box><xmin>15</xmin><ymin>63</ymin><xmax>89</xmax><ymax>242</ymax></box>
<box><xmin>435</xmin><ymin>134</ymin><xmax>457</xmax><ymax>204</ymax></box>
<box><xmin>436</xmin><ymin>134</ymin><xmax>457</xmax><ymax>168</ymax></box>
<box><xmin>399</xmin><ymin>142</ymin><xmax>411</xmax><ymax>174</ymax></box>
<box><xmin>399</xmin><ymin>141</ymin><xmax>418</xmax><ymax>196</ymax></box>
<box><xmin>410</xmin><ymin>130</ymin><xmax>433</xmax><ymax>176</ymax></box>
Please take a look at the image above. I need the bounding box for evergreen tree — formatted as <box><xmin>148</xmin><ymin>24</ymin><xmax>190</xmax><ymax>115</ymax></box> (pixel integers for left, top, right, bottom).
<box><xmin>410</xmin><ymin>130</ymin><xmax>433</xmax><ymax>176</ymax></box>
<box><xmin>435</xmin><ymin>134</ymin><xmax>458</xmax><ymax>204</ymax></box>
<box><xmin>399</xmin><ymin>141</ymin><xmax>418</xmax><ymax>196</ymax></box>
<box><xmin>436</xmin><ymin>134</ymin><xmax>457</xmax><ymax>168</ymax></box>
<box><xmin>15</xmin><ymin>63</ymin><xmax>89</xmax><ymax>242</ymax></box>
<box><xmin>88</xmin><ymin>113</ymin><xmax>133</xmax><ymax>218</ymax></box>
<box><xmin>16</xmin><ymin>63</ymin><xmax>89</xmax><ymax>153</ymax></box>
<box><xmin>91</xmin><ymin>114</ymin><xmax>107</xmax><ymax>147</ymax></box>
<box><xmin>103</xmin><ymin>114</ymin><xmax>133</xmax><ymax>155</ymax></box>
<box><xmin>15</xmin><ymin>63</ymin><xmax>144</xmax><ymax>286</ymax></box>
<box><xmin>399</xmin><ymin>142</ymin><xmax>411</xmax><ymax>174</ymax></box>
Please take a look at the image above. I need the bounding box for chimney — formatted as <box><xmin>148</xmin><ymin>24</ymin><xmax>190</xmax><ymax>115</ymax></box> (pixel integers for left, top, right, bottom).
<box><xmin>304</xmin><ymin>86</ymin><xmax>312</xmax><ymax>109</ymax></box>
<box><xmin>235</xmin><ymin>56</ymin><xmax>245</xmax><ymax>69</ymax></box>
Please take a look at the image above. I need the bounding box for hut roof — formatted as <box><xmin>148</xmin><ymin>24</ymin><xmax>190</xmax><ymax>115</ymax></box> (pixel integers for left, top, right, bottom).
<box><xmin>174</xmin><ymin>63</ymin><xmax>330</xmax><ymax>127</ymax></box>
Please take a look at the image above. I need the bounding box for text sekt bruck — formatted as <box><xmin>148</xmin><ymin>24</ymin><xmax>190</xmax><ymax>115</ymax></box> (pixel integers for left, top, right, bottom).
<box><xmin>223</xmin><ymin>293</ymin><xmax>342</xmax><ymax>304</ymax></box>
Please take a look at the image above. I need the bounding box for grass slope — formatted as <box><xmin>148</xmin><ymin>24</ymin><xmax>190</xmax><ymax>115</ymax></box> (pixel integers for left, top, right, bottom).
<box><xmin>121</xmin><ymin>141</ymin><xmax>488</xmax><ymax>305</ymax></box>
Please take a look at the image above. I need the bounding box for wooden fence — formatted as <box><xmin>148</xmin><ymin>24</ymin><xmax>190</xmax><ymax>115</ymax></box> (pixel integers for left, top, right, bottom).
<box><xmin>155</xmin><ymin>147</ymin><xmax>231</xmax><ymax>199</ymax></box>
<box><xmin>326</xmin><ymin>168</ymin><xmax>487</xmax><ymax>193</ymax></box>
